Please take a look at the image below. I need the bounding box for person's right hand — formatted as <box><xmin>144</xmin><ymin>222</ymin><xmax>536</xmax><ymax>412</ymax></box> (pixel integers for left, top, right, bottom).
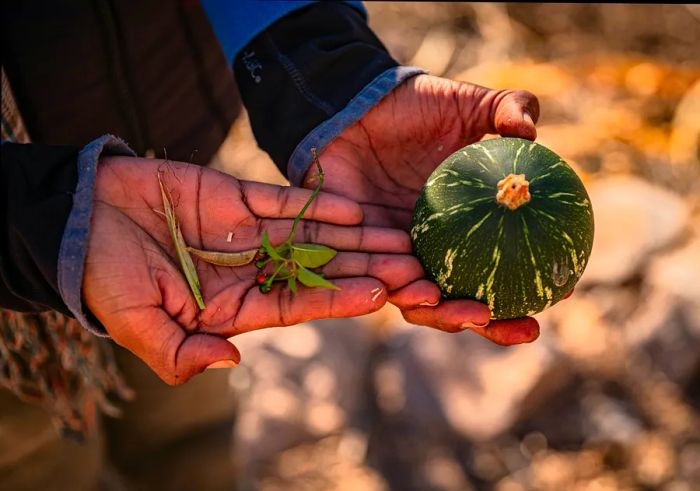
<box><xmin>83</xmin><ymin>156</ymin><xmax>425</xmax><ymax>384</ymax></box>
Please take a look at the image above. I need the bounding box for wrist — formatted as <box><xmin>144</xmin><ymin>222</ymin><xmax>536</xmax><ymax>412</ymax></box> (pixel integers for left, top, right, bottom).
<box><xmin>59</xmin><ymin>136</ymin><xmax>135</xmax><ymax>337</ymax></box>
<box><xmin>234</xmin><ymin>2</ymin><xmax>405</xmax><ymax>182</ymax></box>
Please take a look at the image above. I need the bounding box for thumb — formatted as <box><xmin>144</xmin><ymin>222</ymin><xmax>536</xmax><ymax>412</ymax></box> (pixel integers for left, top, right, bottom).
<box><xmin>468</xmin><ymin>84</ymin><xmax>540</xmax><ymax>141</ymax></box>
<box><xmin>107</xmin><ymin>308</ymin><xmax>241</xmax><ymax>385</ymax></box>
<box><xmin>493</xmin><ymin>89</ymin><xmax>540</xmax><ymax>140</ymax></box>
<box><xmin>173</xmin><ymin>333</ymin><xmax>241</xmax><ymax>383</ymax></box>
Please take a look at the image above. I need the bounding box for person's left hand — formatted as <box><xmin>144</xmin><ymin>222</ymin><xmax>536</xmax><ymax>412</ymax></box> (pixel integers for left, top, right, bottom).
<box><xmin>304</xmin><ymin>74</ymin><xmax>545</xmax><ymax>346</ymax></box>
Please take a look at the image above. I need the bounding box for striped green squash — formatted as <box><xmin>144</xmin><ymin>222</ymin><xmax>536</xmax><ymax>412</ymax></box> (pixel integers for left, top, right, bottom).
<box><xmin>411</xmin><ymin>137</ymin><xmax>594</xmax><ymax>320</ymax></box>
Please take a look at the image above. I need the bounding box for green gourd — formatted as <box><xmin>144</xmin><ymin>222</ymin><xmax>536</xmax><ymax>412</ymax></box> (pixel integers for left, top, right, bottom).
<box><xmin>411</xmin><ymin>137</ymin><xmax>594</xmax><ymax>320</ymax></box>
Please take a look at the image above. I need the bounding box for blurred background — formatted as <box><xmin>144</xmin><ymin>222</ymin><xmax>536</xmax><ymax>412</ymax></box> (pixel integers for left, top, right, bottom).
<box><xmin>209</xmin><ymin>3</ymin><xmax>700</xmax><ymax>490</ymax></box>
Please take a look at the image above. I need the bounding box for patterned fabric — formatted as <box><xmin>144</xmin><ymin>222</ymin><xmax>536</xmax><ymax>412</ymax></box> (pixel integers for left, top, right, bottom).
<box><xmin>0</xmin><ymin>68</ymin><xmax>132</xmax><ymax>440</ymax></box>
<box><xmin>1</xmin><ymin>68</ymin><xmax>29</xmax><ymax>144</ymax></box>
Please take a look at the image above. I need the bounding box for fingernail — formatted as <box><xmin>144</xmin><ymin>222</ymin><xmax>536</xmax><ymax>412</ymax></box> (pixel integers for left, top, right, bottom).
<box><xmin>207</xmin><ymin>360</ymin><xmax>238</xmax><ymax>369</ymax></box>
<box><xmin>418</xmin><ymin>300</ymin><xmax>440</xmax><ymax>307</ymax></box>
<box><xmin>460</xmin><ymin>320</ymin><xmax>490</xmax><ymax>330</ymax></box>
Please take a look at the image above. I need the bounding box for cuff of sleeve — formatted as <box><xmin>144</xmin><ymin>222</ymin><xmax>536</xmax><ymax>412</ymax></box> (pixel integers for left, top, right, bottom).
<box><xmin>57</xmin><ymin>135</ymin><xmax>136</xmax><ymax>336</ymax></box>
<box><xmin>287</xmin><ymin>65</ymin><xmax>427</xmax><ymax>186</ymax></box>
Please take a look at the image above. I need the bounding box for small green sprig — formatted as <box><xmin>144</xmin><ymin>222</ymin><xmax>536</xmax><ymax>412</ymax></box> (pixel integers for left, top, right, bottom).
<box><xmin>157</xmin><ymin>149</ymin><xmax>338</xmax><ymax>309</ymax></box>
<box><xmin>255</xmin><ymin>148</ymin><xmax>340</xmax><ymax>294</ymax></box>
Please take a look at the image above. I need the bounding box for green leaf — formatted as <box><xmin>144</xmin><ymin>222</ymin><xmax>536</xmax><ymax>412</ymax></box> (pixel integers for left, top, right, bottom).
<box><xmin>287</xmin><ymin>276</ymin><xmax>297</xmax><ymax>295</ymax></box>
<box><xmin>261</xmin><ymin>230</ymin><xmax>283</xmax><ymax>260</ymax></box>
<box><xmin>292</xmin><ymin>243</ymin><xmax>337</xmax><ymax>268</ymax></box>
<box><xmin>297</xmin><ymin>264</ymin><xmax>340</xmax><ymax>290</ymax></box>
<box><xmin>276</xmin><ymin>243</ymin><xmax>290</xmax><ymax>258</ymax></box>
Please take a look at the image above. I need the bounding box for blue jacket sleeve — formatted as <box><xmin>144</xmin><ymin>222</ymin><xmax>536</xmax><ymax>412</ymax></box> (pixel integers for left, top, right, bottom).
<box><xmin>201</xmin><ymin>0</ymin><xmax>365</xmax><ymax>65</ymax></box>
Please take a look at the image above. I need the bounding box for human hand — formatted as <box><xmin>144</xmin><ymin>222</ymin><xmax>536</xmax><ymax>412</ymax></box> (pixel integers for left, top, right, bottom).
<box><xmin>84</xmin><ymin>156</ymin><xmax>423</xmax><ymax>384</ymax></box>
<box><xmin>305</xmin><ymin>74</ymin><xmax>546</xmax><ymax>345</ymax></box>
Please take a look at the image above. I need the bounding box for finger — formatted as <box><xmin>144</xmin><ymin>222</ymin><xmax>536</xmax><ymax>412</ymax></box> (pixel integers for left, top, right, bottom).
<box><xmin>387</xmin><ymin>279</ymin><xmax>441</xmax><ymax>309</ymax></box>
<box><xmin>359</xmin><ymin>202</ymin><xmax>414</xmax><ymax>229</ymax></box>
<box><xmin>197</xmin><ymin>254</ymin><xmax>423</xmax><ymax>332</ymax></box>
<box><xmin>400</xmin><ymin>299</ymin><xmax>491</xmax><ymax>333</ymax></box>
<box><xmin>468</xmin><ymin>317</ymin><xmax>540</xmax><ymax>346</ymax></box>
<box><xmin>204</xmin><ymin>278</ymin><xmax>388</xmax><ymax>336</ymax></box>
<box><xmin>319</xmin><ymin>253</ymin><xmax>424</xmax><ymax>290</ymax></box>
<box><xmin>263</xmin><ymin>220</ymin><xmax>413</xmax><ymax>253</ymax></box>
<box><xmin>109</xmin><ymin>307</ymin><xmax>240</xmax><ymax>385</ymax></box>
<box><xmin>551</xmin><ymin>288</ymin><xmax>575</xmax><ymax>307</ymax></box>
<box><xmin>492</xmin><ymin>89</ymin><xmax>540</xmax><ymax>140</ymax></box>
<box><xmin>240</xmin><ymin>180</ymin><xmax>363</xmax><ymax>225</ymax></box>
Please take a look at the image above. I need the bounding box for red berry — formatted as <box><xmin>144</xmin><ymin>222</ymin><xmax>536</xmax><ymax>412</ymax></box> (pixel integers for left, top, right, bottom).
<box><xmin>256</xmin><ymin>273</ymin><xmax>267</xmax><ymax>284</ymax></box>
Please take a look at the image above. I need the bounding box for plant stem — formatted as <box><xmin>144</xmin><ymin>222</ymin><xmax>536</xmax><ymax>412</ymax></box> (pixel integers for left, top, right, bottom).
<box><xmin>267</xmin><ymin>259</ymin><xmax>290</xmax><ymax>285</ymax></box>
<box><xmin>286</xmin><ymin>148</ymin><xmax>324</xmax><ymax>245</ymax></box>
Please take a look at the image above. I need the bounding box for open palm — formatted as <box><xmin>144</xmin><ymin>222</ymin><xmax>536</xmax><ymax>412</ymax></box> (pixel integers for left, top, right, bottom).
<box><xmin>311</xmin><ymin>75</ymin><xmax>543</xmax><ymax>344</ymax></box>
<box><xmin>84</xmin><ymin>156</ymin><xmax>424</xmax><ymax>384</ymax></box>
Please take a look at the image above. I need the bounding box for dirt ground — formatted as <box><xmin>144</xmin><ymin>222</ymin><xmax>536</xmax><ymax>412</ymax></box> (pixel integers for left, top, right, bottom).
<box><xmin>207</xmin><ymin>4</ymin><xmax>700</xmax><ymax>491</ymax></box>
